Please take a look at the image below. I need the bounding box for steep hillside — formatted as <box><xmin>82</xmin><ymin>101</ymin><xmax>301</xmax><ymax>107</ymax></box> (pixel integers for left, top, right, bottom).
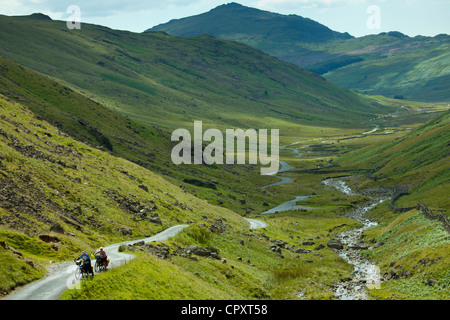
<box><xmin>322</xmin><ymin>34</ymin><xmax>450</xmax><ymax>102</ymax></box>
<box><xmin>149</xmin><ymin>2</ymin><xmax>352</xmax><ymax>42</ymax></box>
<box><xmin>148</xmin><ymin>2</ymin><xmax>351</xmax><ymax>71</ymax></box>
<box><xmin>0</xmin><ymin>92</ymin><xmax>248</xmax><ymax>294</ymax></box>
<box><xmin>0</xmin><ymin>90</ymin><xmax>365</xmax><ymax>300</ymax></box>
<box><xmin>339</xmin><ymin>110</ymin><xmax>450</xmax><ymax>210</ymax></box>
<box><xmin>149</xmin><ymin>3</ymin><xmax>450</xmax><ymax>102</ymax></box>
<box><xmin>0</xmin><ymin>55</ymin><xmax>287</xmax><ymax>218</ymax></box>
<box><xmin>0</xmin><ymin>13</ymin><xmax>389</xmax><ymax>130</ymax></box>
<box><xmin>332</xmin><ymin>110</ymin><xmax>450</xmax><ymax>299</ymax></box>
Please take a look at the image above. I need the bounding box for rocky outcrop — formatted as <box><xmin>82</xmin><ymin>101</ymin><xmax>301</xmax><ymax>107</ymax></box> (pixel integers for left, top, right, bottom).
<box><xmin>127</xmin><ymin>242</ymin><xmax>221</xmax><ymax>260</ymax></box>
<box><xmin>208</xmin><ymin>219</ymin><xmax>228</xmax><ymax>233</ymax></box>
<box><xmin>104</xmin><ymin>189</ymin><xmax>159</xmax><ymax>222</ymax></box>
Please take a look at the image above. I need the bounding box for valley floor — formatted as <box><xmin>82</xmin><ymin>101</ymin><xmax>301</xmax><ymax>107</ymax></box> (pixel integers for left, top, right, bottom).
<box><xmin>1</xmin><ymin>96</ymin><xmax>449</xmax><ymax>301</ymax></box>
<box><xmin>58</xmin><ymin>101</ymin><xmax>449</xmax><ymax>300</ymax></box>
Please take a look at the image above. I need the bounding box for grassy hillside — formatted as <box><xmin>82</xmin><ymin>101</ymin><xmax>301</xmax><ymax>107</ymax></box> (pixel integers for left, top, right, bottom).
<box><xmin>0</xmin><ymin>9</ymin><xmax>447</xmax><ymax>301</ymax></box>
<box><xmin>0</xmin><ymin>55</ymin><xmax>292</xmax><ymax>219</ymax></box>
<box><xmin>339</xmin><ymin>109</ymin><xmax>450</xmax><ymax>210</ymax></box>
<box><xmin>0</xmin><ymin>91</ymin><xmax>252</xmax><ymax>294</ymax></box>
<box><xmin>148</xmin><ymin>2</ymin><xmax>351</xmax><ymax>70</ymax></box>
<box><xmin>0</xmin><ymin>93</ymin><xmax>369</xmax><ymax>300</ymax></box>
<box><xmin>363</xmin><ymin>209</ymin><xmax>450</xmax><ymax>300</ymax></box>
<box><xmin>149</xmin><ymin>2</ymin><xmax>352</xmax><ymax>42</ymax></box>
<box><xmin>149</xmin><ymin>3</ymin><xmax>450</xmax><ymax>102</ymax></box>
<box><xmin>0</xmin><ymin>12</ymin><xmax>395</xmax><ymax>219</ymax></box>
<box><xmin>0</xmin><ymin>13</ymin><xmax>390</xmax><ymax>130</ymax></box>
<box><xmin>322</xmin><ymin>34</ymin><xmax>450</xmax><ymax>102</ymax></box>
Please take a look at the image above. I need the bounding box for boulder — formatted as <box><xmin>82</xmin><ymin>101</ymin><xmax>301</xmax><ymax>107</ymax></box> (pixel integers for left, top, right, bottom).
<box><xmin>295</xmin><ymin>248</ymin><xmax>311</xmax><ymax>254</ymax></box>
<box><xmin>138</xmin><ymin>184</ymin><xmax>149</xmax><ymax>192</ymax></box>
<box><xmin>270</xmin><ymin>245</ymin><xmax>282</xmax><ymax>254</ymax></box>
<box><xmin>149</xmin><ymin>213</ymin><xmax>162</xmax><ymax>224</ymax></box>
<box><xmin>39</xmin><ymin>235</ymin><xmax>60</xmax><ymax>243</ymax></box>
<box><xmin>50</xmin><ymin>222</ymin><xmax>65</xmax><ymax>234</ymax></box>
<box><xmin>314</xmin><ymin>244</ymin><xmax>325</xmax><ymax>251</ymax></box>
<box><xmin>327</xmin><ymin>239</ymin><xmax>344</xmax><ymax>250</ymax></box>
<box><xmin>426</xmin><ymin>277</ymin><xmax>438</xmax><ymax>286</ymax></box>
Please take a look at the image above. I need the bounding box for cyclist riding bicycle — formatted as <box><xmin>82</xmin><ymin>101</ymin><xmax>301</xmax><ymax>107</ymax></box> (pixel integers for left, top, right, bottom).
<box><xmin>74</xmin><ymin>251</ymin><xmax>94</xmax><ymax>276</ymax></box>
<box><xmin>94</xmin><ymin>247</ymin><xmax>109</xmax><ymax>269</ymax></box>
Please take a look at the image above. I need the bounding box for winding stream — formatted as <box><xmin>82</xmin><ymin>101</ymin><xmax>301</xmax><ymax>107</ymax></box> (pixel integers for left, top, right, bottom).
<box><xmin>257</xmin><ymin>130</ymin><xmax>387</xmax><ymax>299</ymax></box>
<box><xmin>323</xmin><ymin>178</ymin><xmax>386</xmax><ymax>300</ymax></box>
<box><xmin>260</xmin><ymin>145</ymin><xmax>313</xmax><ymax>213</ymax></box>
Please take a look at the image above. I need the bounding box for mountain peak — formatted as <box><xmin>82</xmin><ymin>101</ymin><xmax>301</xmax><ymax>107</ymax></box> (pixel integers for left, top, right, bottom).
<box><xmin>28</xmin><ymin>13</ymin><xmax>52</xmax><ymax>20</ymax></box>
<box><xmin>149</xmin><ymin>3</ymin><xmax>353</xmax><ymax>42</ymax></box>
<box><xmin>217</xmin><ymin>2</ymin><xmax>244</xmax><ymax>8</ymax></box>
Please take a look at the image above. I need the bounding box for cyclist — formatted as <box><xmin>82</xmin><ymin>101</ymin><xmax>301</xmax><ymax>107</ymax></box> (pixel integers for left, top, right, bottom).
<box><xmin>94</xmin><ymin>247</ymin><xmax>108</xmax><ymax>269</ymax></box>
<box><xmin>74</xmin><ymin>251</ymin><xmax>94</xmax><ymax>276</ymax></box>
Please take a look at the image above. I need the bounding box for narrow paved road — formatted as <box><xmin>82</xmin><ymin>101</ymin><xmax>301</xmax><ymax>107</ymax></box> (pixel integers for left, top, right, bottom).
<box><xmin>4</xmin><ymin>225</ymin><xmax>188</xmax><ymax>300</ymax></box>
<box><xmin>4</xmin><ymin>219</ymin><xmax>267</xmax><ymax>300</ymax></box>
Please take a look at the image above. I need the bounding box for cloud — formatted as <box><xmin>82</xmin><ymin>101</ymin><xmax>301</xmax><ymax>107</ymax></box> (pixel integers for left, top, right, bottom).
<box><xmin>254</xmin><ymin>0</ymin><xmax>423</xmax><ymax>10</ymax></box>
<box><xmin>0</xmin><ymin>0</ymin><xmax>201</xmax><ymax>18</ymax></box>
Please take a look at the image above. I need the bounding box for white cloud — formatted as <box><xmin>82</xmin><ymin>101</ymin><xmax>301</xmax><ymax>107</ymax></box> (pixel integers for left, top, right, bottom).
<box><xmin>0</xmin><ymin>0</ymin><xmax>203</xmax><ymax>18</ymax></box>
<box><xmin>254</xmin><ymin>0</ymin><xmax>425</xmax><ymax>11</ymax></box>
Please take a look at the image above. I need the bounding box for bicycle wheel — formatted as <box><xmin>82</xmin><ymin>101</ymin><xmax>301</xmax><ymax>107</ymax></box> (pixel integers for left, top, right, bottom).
<box><xmin>75</xmin><ymin>267</ymin><xmax>82</xmax><ymax>280</ymax></box>
<box><xmin>95</xmin><ymin>261</ymin><xmax>100</xmax><ymax>273</ymax></box>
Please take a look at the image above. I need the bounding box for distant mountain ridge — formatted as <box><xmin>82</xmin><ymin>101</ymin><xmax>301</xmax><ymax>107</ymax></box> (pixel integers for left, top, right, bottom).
<box><xmin>149</xmin><ymin>2</ymin><xmax>450</xmax><ymax>102</ymax></box>
<box><xmin>149</xmin><ymin>2</ymin><xmax>353</xmax><ymax>43</ymax></box>
<box><xmin>0</xmin><ymin>12</ymin><xmax>389</xmax><ymax>131</ymax></box>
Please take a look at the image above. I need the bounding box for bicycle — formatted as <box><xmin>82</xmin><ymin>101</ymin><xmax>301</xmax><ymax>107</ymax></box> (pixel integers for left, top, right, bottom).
<box><xmin>74</xmin><ymin>260</ymin><xmax>94</xmax><ymax>280</ymax></box>
<box><xmin>94</xmin><ymin>255</ymin><xmax>109</xmax><ymax>273</ymax></box>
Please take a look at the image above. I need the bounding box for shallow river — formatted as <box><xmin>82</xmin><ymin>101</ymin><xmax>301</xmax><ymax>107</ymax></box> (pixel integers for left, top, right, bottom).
<box><xmin>323</xmin><ymin>178</ymin><xmax>386</xmax><ymax>300</ymax></box>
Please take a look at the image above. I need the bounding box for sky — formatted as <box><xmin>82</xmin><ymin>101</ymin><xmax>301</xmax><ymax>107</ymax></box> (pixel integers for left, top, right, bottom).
<box><xmin>0</xmin><ymin>0</ymin><xmax>449</xmax><ymax>37</ymax></box>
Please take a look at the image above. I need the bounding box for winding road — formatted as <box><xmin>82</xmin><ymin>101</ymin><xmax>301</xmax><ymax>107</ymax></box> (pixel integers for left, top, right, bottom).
<box><xmin>4</xmin><ymin>219</ymin><xmax>266</xmax><ymax>300</ymax></box>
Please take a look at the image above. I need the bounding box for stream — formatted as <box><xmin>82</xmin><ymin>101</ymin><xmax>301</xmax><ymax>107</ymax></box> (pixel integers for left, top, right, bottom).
<box><xmin>259</xmin><ymin>139</ymin><xmax>385</xmax><ymax>299</ymax></box>
<box><xmin>260</xmin><ymin>145</ymin><xmax>313</xmax><ymax>213</ymax></box>
<box><xmin>323</xmin><ymin>178</ymin><xmax>386</xmax><ymax>300</ymax></box>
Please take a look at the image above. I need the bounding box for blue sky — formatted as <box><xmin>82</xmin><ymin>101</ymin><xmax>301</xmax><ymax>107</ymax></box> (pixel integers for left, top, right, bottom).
<box><xmin>1</xmin><ymin>0</ymin><xmax>449</xmax><ymax>37</ymax></box>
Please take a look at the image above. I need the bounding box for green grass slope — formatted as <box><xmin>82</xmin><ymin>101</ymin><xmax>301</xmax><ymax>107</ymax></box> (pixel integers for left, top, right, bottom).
<box><xmin>0</xmin><ymin>13</ymin><xmax>390</xmax><ymax>130</ymax></box>
<box><xmin>0</xmin><ymin>92</ymin><xmax>249</xmax><ymax>295</ymax></box>
<box><xmin>0</xmin><ymin>55</ymin><xmax>290</xmax><ymax>219</ymax></box>
<box><xmin>148</xmin><ymin>3</ymin><xmax>450</xmax><ymax>102</ymax></box>
<box><xmin>0</xmin><ymin>92</ymin><xmax>366</xmax><ymax>300</ymax></box>
<box><xmin>149</xmin><ymin>2</ymin><xmax>352</xmax><ymax>42</ymax></box>
<box><xmin>322</xmin><ymin>34</ymin><xmax>450</xmax><ymax>102</ymax></box>
<box><xmin>339</xmin><ymin>109</ymin><xmax>450</xmax><ymax>210</ymax></box>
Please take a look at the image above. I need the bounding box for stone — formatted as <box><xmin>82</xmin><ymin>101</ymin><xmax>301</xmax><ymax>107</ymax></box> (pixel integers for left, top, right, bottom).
<box><xmin>295</xmin><ymin>248</ymin><xmax>311</xmax><ymax>254</ymax></box>
<box><xmin>348</xmin><ymin>245</ymin><xmax>369</xmax><ymax>250</ymax></box>
<box><xmin>327</xmin><ymin>239</ymin><xmax>344</xmax><ymax>250</ymax></box>
<box><xmin>50</xmin><ymin>223</ymin><xmax>65</xmax><ymax>234</ymax></box>
<box><xmin>374</xmin><ymin>241</ymin><xmax>385</xmax><ymax>248</ymax></box>
<box><xmin>270</xmin><ymin>245</ymin><xmax>282</xmax><ymax>254</ymax></box>
<box><xmin>39</xmin><ymin>235</ymin><xmax>60</xmax><ymax>243</ymax></box>
<box><xmin>138</xmin><ymin>184</ymin><xmax>149</xmax><ymax>192</ymax></box>
<box><xmin>426</xmin><ymin>277</ymin><xmax>438</xmax><ymax>286</ymax></box>
<box><xmin>149</xmin><ymin>213</ymin><xmax>162</xmax><ymax>225</ymax></box>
